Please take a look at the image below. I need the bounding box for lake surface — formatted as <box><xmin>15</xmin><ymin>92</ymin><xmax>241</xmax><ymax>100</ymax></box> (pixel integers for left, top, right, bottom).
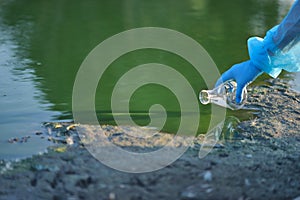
<box><xmin>0</xmin><ymin>0</ymin><xmax>296</xmax><ymax>159</ymax></box>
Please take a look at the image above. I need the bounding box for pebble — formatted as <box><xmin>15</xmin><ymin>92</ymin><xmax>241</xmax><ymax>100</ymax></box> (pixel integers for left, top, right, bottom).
<box><xmin>245</xmin><ymin>154</ymin><xmax>253</xmax><ymax>158</ymax></box>
<box><xmin>206</xmin><ymin>188</ymin><xmax>213</xmax><ymax>193</ymax></box>
<box><xmin>35</xmin><ymin>131</ymin><xmax>43</xmax><ymax>135</ymax></box>
<box><xmin>54</xmin><ymin>124</ymin><xmax>63</xmax><ymax>129</ymax></box>
<box><xmin>32</xmin><ymin>164</ymin><xmax>60</xmax><ymax>172</ymax></box>
<box><xmin>47</xmin><ymin>127</ymin><xmax>52</xmax><ymax>135</ymax></box>
<box><xmin>213</xmin><ymin>143</ymin><xmax>224</xmax><ymax>149</ymax></box>
<box><xmin>200</xmin><ymin>184</ymin><xmax>210</xmax><ymax>189</ymax></box>
<box><xmin>66</xmin><ymin>137</ymin><xmax>74</xmax><ymax>145</ymax></box>
<box><xmin>109</xmin><ymin>192</ymin><xmax>116</xmax><ymax>200</ymax></box>
<box><xmin>98</xmin><ymin>183</ymin><xmax>107</xmax><ymax>189</ymax></box>
<box><xmin>180</xmin><ymin>184</ymin><xmax>203</xmax><ymax>200</ymax></box>
<box><xmin>8</xmin><ymin>136</ymin><xmax>30</xmax><ymax>143</ymax></box>
<box><xmin>0</xmin><ymin>162</ymin><xmax>12</xmax><ymax>174</ymax></box>
<box><xmin>244</xmin><ymin>178</ymin><xmax>251</xmax><ymax>186</ymax></box>
<box><xmin>8</xmin><ymin>137</ymin><xmax>18</xmax><ymax>143</ymax></box>
<box><xmin>203</xmin><ymin>171</ymin><xmax>212</xmax><ymax>182</ymax></box>
<box><xmin>180</xmin><ymin>190</ymin><xmax>197</xmax><ymax>200</ymax></box>
<box><xmin>66</xmin><ymin>124</ymin><xmax>78</xmax><ymax>131</ymax></box>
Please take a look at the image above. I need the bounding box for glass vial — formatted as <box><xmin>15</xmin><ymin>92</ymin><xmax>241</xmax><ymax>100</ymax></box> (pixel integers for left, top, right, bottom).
<box><xmin>199</xmin><ymin>81</ymin><xmax>247</xmax><ymax>110</ymax></box>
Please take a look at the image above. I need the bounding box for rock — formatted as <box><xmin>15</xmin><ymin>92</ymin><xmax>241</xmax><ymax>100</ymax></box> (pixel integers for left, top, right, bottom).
<box><xmin>244</xmin><ymin>178</ymin><xmax>251</xmax><ymax>187</ymax></box>
<box><xmin>218</xmin><ymin>152</ymin><xmax>229</xmax><ymax>157</ymax></box>
<box><xmin>8</xmin><ymin>137</ymin><xmax>18</xmax><ymax>143</ymax></box>
<box><xmin>0</xmin><ymin>161</ymin><xmax>12</xmax><ymax>174</ymax></box>
<box><xmin>213</xmin><ymin>143</ymin><xmax>224</xmax><ymax>149</ymax></box>
<box><xmin>98</xmin><ymin>183</ymin><xmax>107</xmax><ymax>189</ymax></box>
<box><xmin>66</xmin><ymin>124</ymin><xmax>78</xmax><ymax>131</ymax></box>
<box><xmin>66</xmin><ymin>137</ymin><xmax>74</xmax><ymax>145</ymax></box>
<box><xmin>31</xmin><ymin>164</ymin><xmax>60</xmax><ymax>172</ymax></box>
<box><xmin>52</xmin><ymin>146</ymin><xmax>67</xmax><ymax>153</ymax></box>
<box><xmin>203</xmin><ymin>171</ymin><xmax>212</xmax><ymax>182</ymax></box>
<box><xmin>245</xmin><ymin>154</ymin><xmax>253</xmax><ymax>158</ymax></box>
<box><xmin>8</xmin><ymin>136</ymin><xmax>30</xmax><ymax>143</ymax></box>
<box><xmin>206</xmin><ymin>188</ymin><xmax>213</xmax><ymax>193</ymax></box>
<box><xmin>109</xmin><ymin>192</ymin><xmax>116</xmax><ymax>200</ymax></box>
<box><xmin>200</xmin><ymin>184</ymin><xmax>210</xmax><ymax>189</ymax></box>
<box><xmin>180</xmin><ymin>184</ymin><xmax>205</xmax><ymax>200</ymax></box>
<box><xmin>180</xmin><ymin>190</ymin><xmax>197</xmax><ymax>200</ymax></box>
<box><xmin>54</xmin><ymin>124</ymin><xmax>63</xmax><ymax>129</ymax></box>
<box><xmin>35</xmin><ymin>131</ymin><xmax>43</xmax><ymax>135</ymax></box>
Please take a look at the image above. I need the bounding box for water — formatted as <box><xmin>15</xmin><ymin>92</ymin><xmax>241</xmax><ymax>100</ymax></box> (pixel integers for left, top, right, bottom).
<box><xmin>0</xmin><ymin>0</ymin><xmax>296</xmax><ymax>159</ymax></box>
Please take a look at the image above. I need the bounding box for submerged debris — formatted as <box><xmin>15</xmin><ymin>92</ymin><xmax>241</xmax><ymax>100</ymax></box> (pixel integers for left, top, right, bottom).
<box><xmin>35</xmin><ymin>131</ymin><xmax>43</xmax><ymax>135</ymax></box>
<box><xmin>8</xmin><ymin>136</ymin><xmax>30</xmax><ymax>144</ymax></box>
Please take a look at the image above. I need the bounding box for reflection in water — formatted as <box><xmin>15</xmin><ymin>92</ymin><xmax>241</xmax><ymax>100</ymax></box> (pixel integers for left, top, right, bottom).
<box><xmin>0</xmin><ymin>17</ymin><xmax>60</xmax><ymax>159</ymax></box>
<box><xmin>277</xmin><ymin>0</ymin><xmax>295</xmax><ymax>20</ymax></box>
<box><xmin>199</xmin><ymin>116</ymin><xmax>240</xmax><ymax>159</ymax></box>
<box><xmin>0</xmin><ymin>0</ymin><xmax>296</xmax><ymax>159</ymax></box>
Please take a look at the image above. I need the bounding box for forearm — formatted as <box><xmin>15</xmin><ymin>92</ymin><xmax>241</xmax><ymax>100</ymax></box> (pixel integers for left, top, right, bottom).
<box><xmin>247</xmin><ymin>0</ymin><xmax>300</xmax><ymax>78</ymax></box>
<box><xmin>273</xmin><ymin>0</ymin><xmax>300</xmax><ymax>51</ymax></box>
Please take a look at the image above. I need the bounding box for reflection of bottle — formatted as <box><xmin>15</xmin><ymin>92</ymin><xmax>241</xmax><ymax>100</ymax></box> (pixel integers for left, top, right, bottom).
<box><xmin>198</xmin><ymin>116</ymin><xmax>240</xmax><ymax>159</ymax></box>
<box><xmin>199</xmin><ymin>81</ymin><xmax>247</xmax><ymax>110</ymax></box>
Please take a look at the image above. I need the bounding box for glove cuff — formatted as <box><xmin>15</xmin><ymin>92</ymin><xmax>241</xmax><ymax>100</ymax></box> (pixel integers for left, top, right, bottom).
<box><xmin>247</xmin><ymin>35</ymin><xmax>282</xmax><ymax>78</ymax></box>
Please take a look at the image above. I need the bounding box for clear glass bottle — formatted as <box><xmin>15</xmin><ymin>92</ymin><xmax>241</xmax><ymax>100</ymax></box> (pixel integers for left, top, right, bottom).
<box><xmin>199</xmin><ymin>81</ymin><xmax>247</xmax><ymax>110</ymax></box>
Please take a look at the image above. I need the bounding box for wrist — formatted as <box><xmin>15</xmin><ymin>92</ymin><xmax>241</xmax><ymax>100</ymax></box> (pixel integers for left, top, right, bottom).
<box><xmin>247</xmin><ymin>36</ymin><xmax>282</xmax><ymax>78</ymax></box>
<box><xmin>263</xmin><ymin>25</ymin><xmax>279</xmax><ymax>54</ymax></box>
<box><xmin>247</xmin><ymin>37</ymin><xmax>269</xmax><ymax>69</ymax></box>
<box><xmin>249</xmin><ymin>61</ymin><xmax>263</xmax><ymax>76</ymax></box>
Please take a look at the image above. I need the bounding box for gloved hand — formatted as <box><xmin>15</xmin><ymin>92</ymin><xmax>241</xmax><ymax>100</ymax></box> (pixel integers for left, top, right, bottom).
<box><xmin>215</xmin><ymin>60</ymin><xmax>263</xmax><ymax>104</ymax></box>
<box><xmin>214</xmin><ymin>0</ymin><xmax>300</xmax><ymax>105</ymax></box>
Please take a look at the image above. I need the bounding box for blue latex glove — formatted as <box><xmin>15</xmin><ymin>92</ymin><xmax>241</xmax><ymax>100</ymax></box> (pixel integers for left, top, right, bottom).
<box><xmin>215</xmin><ymin>60</ymin><xmax>263</xmax><ymax>104</ymax></box>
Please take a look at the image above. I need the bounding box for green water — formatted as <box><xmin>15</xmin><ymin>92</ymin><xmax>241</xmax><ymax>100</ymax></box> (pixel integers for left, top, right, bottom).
<box><xmin>0</xmin><ymin>0</ymin><xmax>294</xmax><ymax>159</ymax></box>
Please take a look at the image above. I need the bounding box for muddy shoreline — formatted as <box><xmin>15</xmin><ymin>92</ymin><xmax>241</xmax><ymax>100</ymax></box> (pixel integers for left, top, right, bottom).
<box><xmin>0</xmin><ymin>78</ymin><xmax>300</xmax><ymax>200</ymax></box>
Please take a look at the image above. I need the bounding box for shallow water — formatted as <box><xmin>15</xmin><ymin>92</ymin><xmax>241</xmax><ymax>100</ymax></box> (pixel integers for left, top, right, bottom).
<box><xmin>0</xmin><ymin>0</ymin><xmax>296</xmax><ymax>159</ymax></box>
